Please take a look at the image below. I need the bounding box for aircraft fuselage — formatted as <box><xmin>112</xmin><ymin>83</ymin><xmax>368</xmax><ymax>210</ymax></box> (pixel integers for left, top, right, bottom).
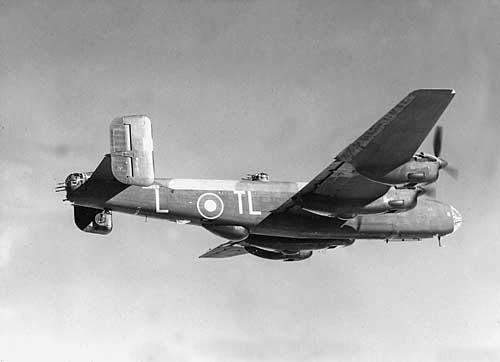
<box><xmin>69</xmin><ymin>176</ymin><xmax>458</xmax><ymax>241</ymax></box>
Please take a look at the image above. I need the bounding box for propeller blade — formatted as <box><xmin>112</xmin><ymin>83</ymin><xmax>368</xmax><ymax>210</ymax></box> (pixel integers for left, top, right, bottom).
<box><xmin>444</xmin><ymin>166</ymin><xmax>459</xmax><ymax>180</ymax></box>
<box><xmin>432</xmin><ymin>126</ymin><xmax>459</xmax><ymax>179</ymax></box>
<box><xmin>433</xmin><ymin>126</ymin><xmax>443</xmax><ymax>157</ymax></box>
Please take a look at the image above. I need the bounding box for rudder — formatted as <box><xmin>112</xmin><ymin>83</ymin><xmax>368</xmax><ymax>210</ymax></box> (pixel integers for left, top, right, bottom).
<box><xmin>109</xmin><ymin>115</ymin><xmax>155</xmax><ymax>186</ymax></box>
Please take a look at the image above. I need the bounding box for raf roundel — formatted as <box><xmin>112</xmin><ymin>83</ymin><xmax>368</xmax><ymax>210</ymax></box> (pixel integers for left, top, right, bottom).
<box><xmin>196</xmin><ymin>193</ymin><xmax>224</xmax><ymax>219</ymax></box>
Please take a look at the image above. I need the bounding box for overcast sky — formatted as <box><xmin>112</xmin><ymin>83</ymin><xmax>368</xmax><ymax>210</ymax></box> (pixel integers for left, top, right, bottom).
<box><xmin>1</xmin><ymin>1</ymin><xmax>500</xmax><ymax>361</ymax></box>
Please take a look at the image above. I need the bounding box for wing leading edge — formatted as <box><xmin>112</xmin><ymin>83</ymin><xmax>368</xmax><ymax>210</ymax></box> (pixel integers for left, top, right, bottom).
<box><xmin>337</xmin><ymin>89</ymin><xmax>455</xmax><ymax>174</ymax></box>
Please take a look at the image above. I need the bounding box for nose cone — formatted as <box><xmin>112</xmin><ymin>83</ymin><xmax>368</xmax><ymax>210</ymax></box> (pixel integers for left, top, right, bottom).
<box><xmin>450</xmin><ymin>205</ymin><xmax>462</xmax><ymax>233</ymax></box>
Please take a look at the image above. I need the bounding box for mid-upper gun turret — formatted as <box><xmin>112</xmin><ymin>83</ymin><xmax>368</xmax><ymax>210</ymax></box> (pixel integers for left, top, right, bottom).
<box><xmin>242</xmin><ymin>172</ymin><xmax>269</xmax><ymax>182</ymax></box>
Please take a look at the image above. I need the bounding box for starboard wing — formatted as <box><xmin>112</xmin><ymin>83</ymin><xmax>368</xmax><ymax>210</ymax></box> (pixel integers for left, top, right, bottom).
<box><xmin>273</xmin><ymin>89</ymin><xmax>455</xmax><ymax>213</ymax></box>
<box><xmin>337</xmin><ymin>89</ymin><xmax>455</xmax><ymax>174</ymax></box>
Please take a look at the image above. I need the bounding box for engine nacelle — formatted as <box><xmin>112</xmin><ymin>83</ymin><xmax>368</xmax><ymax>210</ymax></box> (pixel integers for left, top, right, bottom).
<box><xmin>74</xmin><ymin>206</ymin><xmax>112</xmax><ymax>235</ymax></box>
<box><xmin>360</xmin><ymin>159</ymin><xmax>440</xmax><ymax>185</ymax></box>
<box><xmin>364</xmin><ymin>187</ymin><xmax>418</xmax><ymax>213</ymax></box>
<box><xmin>302</xmin><ymin>187</ymin><xmax>419</xmax><ymax>218</ymax></box>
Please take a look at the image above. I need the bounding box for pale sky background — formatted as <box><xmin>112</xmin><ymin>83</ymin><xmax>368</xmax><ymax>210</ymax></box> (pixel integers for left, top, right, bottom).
<box><xmin>1</xmin><ymin>1</ymin><xmax>500</xmax><ymax>361</ymax></box>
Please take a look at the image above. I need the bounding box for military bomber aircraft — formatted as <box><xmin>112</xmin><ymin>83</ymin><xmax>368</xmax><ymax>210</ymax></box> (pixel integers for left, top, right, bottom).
<box><xmin>57</xmin><ymin>89</ymin><xmax>462</xmax><ymax>261</ymax></box>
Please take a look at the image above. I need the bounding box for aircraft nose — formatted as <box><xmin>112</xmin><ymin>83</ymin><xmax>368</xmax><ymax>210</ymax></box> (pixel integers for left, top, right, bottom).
<box><xmin>450</xmin><ymin>205</ymin><xmax>462</xmax><ymax>233</ymax></box>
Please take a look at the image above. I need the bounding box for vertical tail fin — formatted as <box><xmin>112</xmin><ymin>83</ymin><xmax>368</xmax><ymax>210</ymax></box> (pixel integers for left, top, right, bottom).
<box><xmin>109</xmin><ymin>115</ymin><xmax>155</xmax><ymax>186</ymax></box>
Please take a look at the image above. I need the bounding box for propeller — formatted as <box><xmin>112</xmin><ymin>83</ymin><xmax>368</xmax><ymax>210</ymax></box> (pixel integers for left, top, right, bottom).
<box><xmin>433</xmin><ymin>126</ymin><xmax>443</xmax><ymax>158</ymax></box>
<box><xmin>432</xmin><ymin>126</ymin><xmax>458</xmax><ymax>179</ymax></box>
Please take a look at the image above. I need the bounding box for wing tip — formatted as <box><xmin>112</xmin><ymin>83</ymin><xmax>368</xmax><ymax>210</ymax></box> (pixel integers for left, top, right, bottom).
<box><xmin>409</xmin><ymin>88</ymin><xmax>456</xmax><ymax>96</ymax></box>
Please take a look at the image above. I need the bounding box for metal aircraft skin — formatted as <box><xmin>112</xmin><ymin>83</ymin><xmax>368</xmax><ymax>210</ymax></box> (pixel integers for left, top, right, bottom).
<box><xmin>57</xmin><ymin>89</ymin><xmax>462</xmax><ymax>261</ymax></box>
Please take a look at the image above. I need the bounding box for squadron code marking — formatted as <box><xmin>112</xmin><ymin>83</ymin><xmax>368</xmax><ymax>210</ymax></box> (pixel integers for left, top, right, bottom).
<box><xmin>197</xmin><ymin>193</ymin><xmax>224</xmax><ymax>219</ymax></box>
<box><xmin>143</xmin><ymin>185</ymin><xmax>169</xmax><ymax>213</ymax></box>
<box><xmin>234</xmin><ymin>190</ymin><xmax>262</xmax><ymax>215</ymax></box>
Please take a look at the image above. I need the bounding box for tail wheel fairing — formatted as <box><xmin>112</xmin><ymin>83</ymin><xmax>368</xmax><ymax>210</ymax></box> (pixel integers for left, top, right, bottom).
<box><xmin>74</xmin><ymin>206</ymin><xmax>112</xmax><ymax>235</ymax></box>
